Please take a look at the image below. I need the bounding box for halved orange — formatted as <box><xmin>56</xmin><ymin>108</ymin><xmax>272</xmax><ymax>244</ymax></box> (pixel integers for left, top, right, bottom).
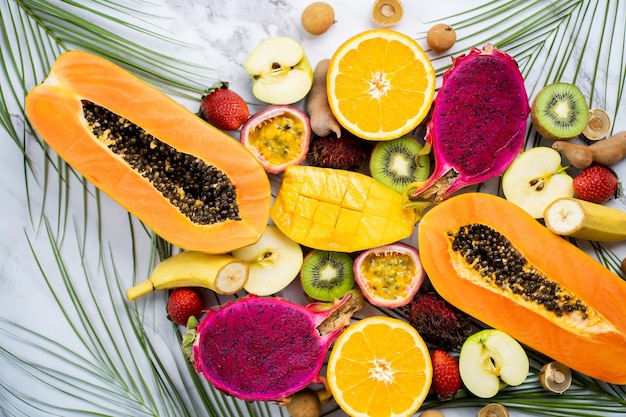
<box><xmin>326</xmin><ymin>316</ymin><xmax>432</xmax><ymax>417</ymax></box>
<box><xmin>327</xmin><ymin>29</ymin><xmax>436</xmax><ymax>141</ymax></box>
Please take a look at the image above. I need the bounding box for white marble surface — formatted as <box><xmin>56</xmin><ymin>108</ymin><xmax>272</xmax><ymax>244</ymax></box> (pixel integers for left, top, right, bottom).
<box><xmin>1</xmin><ymin>1</ymin><xmax>625</xmax><ymax>416</ymax></box>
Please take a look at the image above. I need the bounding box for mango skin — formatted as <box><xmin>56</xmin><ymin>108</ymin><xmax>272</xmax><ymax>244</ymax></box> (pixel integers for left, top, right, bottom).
<box><xmin>270</xmin><ymin>166</ymin><xmax>416</xmax><ymax>252</ymax></box>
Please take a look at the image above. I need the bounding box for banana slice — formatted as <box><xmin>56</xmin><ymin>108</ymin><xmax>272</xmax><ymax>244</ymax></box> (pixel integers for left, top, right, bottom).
<box><xmin>543</xmin><ymin>197</ymin><xmax>626</xmax><ymax>242</ymax></box>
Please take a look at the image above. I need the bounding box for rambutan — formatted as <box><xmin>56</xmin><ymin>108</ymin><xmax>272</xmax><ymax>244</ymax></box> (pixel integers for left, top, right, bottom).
<box><xmin>400</xmin><ymin>289</ymin><xmax>474</xmax><ymax>350</ymax></box>
<box><xmin>307</xmin><ymin>132</ymin><xmax>371</xmax><ymax>171</ymax></box>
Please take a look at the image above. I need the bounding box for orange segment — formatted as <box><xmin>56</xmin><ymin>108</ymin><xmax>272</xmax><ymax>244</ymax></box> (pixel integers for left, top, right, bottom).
<box><xmin>327</xmin><ymin>316</ymin><xmax>432</xmax><ymax>417</ymax></box>
<box><xmin>327</xmin><ymin>29</ymin><xmax>436</xmax><ymax>141</ymax></box>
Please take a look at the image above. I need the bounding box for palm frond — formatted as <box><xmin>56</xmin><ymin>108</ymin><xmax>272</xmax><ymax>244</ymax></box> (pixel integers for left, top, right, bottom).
<box><xmin>1</xmin><ymin>1</ymin><xmax>625</xmax><ymax>416</ymax></box>
<box><xmin>0</xmin><ymin>0</ymin><xmax>217</xmax><ymax>242</ymax></box>
<box><xmin>16</xmin><ymin>0</ymin><xmax>212</xmax><ymax>96</ymax></box>
<box><xmin>0</xmin><ymin>216</ymin><xmax>233</xmax><ymax>416</ymax></box>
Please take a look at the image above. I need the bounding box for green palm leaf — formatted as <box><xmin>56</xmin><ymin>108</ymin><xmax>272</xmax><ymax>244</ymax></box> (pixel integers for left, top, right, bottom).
<box><xmin>0</xmin><ymin>219</ymin><xmax>213</xmax><ymax>416</ymax></box>
<box><xmin>1</xmin><ymin>1</ymin><xmax>625</xmax><ymax>416</ymax></box>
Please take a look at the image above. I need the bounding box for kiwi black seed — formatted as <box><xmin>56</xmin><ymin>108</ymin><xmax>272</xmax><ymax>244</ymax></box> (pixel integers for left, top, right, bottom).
<box><xmin>300</xmin><ymin>250</ymin><xmax>355</xmax><ymax>302</ymax></box>
<box><xmin>369</xmin><ymin>136</ymin><xmax>430</xmax><ymax>194</ymax></box>
<box><xmin>531</xmin><ymin>82</ymin><xmax>589</xmax><ymax>140</ymax></box>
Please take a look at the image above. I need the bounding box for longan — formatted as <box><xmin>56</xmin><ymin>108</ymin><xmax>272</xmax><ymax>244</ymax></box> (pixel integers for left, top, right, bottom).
<box><xmin>418</xmin><ymin>410</ymin><xmax>446</xmax><ymax>417</ymax></box>
<box><xmin>301</xmin><ymin>2</ymin><xmax>336</xmax><ymax>35</ymax></box>
<box><xmin>427</xmin><ymin>23</ymin><xmax>457</xmax><ymax>52</ymax></box>
<box><xmin>284</xmin><ymin>388</ymin><xmax>321</xmax><ymax>417</ymax></box>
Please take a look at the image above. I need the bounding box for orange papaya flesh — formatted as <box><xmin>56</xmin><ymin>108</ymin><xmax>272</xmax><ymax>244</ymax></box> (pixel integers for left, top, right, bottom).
<box><xmin>418</xmin><ymin>192</ymin><xmax>626</xmax><ymax>384</ymax></box>
<box><xmin>25</xmin><ymin>50</ymin><xmax>271</xmax><ymax>253</ymax></box>
<box><xmin>270</xmin><ymin>166</ymin><xmax>416</xmax><ymax>252</ymax></box>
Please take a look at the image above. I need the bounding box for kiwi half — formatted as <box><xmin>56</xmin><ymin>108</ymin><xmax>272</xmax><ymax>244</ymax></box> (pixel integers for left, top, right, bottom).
<box><xmin>369</xmin><ymin>136</ymin><xmax>430</xmax><ymax>194</ymax></box>
<box><xmin>531</xmin><ymin>82</ymin><xmax>589</xmax><ymax>140</ymax></box>
<box><xmin>300</xmin><ymin>250</ymin><xmax>354</xmax><ymax>302</ymax></box>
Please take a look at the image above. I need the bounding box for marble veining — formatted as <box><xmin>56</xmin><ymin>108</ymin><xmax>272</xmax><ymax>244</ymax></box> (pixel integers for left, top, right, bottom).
<box><xmin>1</xmin><ymin>1</ymin><xmax>625</xmax><ymax>416</ymax></box>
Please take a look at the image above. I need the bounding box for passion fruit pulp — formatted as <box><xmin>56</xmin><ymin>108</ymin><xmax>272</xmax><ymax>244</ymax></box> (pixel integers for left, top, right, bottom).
<box><xmin>240</xmin><ymin>105</ymin><xmax>311</xmax><ymax>174</ymax></box>
<box><xmin>353</xmin><ymin>242</ymin><xmax>425</xmax><ymax>308</ymax></box>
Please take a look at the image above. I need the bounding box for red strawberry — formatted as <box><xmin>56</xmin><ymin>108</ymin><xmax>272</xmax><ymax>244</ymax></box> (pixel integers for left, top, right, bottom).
<box><xmin>431</xmin><ymin>349</ymin><xmax>462</xmax><ymax>399</ymax></box>
<box><xmin>166</xmin><ymin>288</ymin><xmax>204</xmax><ymax>326</ymax></box>
<box><xmin>199</xmin><ymin>81</ymin><xmax>249</xmax><ymax>131</ymax></box>
<box><xmin>572</xmin><ymin>165</ymin><xmax>619</xmax><ymax>203</ymax></box>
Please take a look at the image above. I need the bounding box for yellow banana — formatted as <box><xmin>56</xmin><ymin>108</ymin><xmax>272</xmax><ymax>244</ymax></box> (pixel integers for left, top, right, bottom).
<box><xmin>543</xmin><ymin>197</ymin><xmax>626</xmax><ymax>242</ymax></box>
<box><xmin>126</xmin><ymin>251</ymin><xmax>249</xmax><ymax>301</ymax></box>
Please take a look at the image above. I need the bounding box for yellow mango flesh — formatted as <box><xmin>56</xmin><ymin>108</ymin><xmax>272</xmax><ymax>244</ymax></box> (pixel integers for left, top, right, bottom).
<box><xmin>270</xmin><ymin>166</ymin><xmax>416</xmax><ymax>252</ymax></box>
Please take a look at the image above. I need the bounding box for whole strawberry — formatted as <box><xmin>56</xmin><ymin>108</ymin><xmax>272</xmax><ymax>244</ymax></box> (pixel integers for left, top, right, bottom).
<box><xmin>573</xmin><ymin>165</ymin><xmax>619</xmax><ymax>203</ymax></box>
<box><xmin>199</xmin><ymin>81</ymin><xmax>249</xmax><ymax>131</ymax></box>
<box><xmin>166</xmin><ymin>288</ymin><xmax>204</xmax><ymax>326</ymax></box>
<box><xmin>431</xmin><ymin>349</ymin><xmax>462</xmax><ymax>399</ymax></box>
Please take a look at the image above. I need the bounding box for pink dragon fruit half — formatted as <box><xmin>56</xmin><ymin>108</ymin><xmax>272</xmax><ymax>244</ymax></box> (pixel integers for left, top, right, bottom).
<box><xmin>185</xmin><ymin>293</ymin><xmax>361</xmax><ymax>402</ymax></box>
<box><xmin>406</xmin><ymin>44</ymin><xmax>530</xmax><ymax>206</ymax></box>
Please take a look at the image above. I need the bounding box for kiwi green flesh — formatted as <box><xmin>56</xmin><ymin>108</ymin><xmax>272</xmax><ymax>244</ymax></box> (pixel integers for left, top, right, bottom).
<box><xmin>300</xmin><ymin>251</ymin><xmax>355</xmax><ymax>302</ymax></box>
<box><xmin>370</xmin><ymin>136</ymin><xmax>430</xmax><ymax>194</ymax></box>
<box><xmin>532</xmin><ymin>83</ymin><xmax>589</xmax><ymax>139</ymax></box>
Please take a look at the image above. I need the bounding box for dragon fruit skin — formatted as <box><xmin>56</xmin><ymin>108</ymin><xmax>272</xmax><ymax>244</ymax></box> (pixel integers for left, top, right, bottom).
<box><xmin>190</xmin><ymin>293</ymin><xmax>360</xmax><ymax>402</ymax></box>
<box><xmin>407</xmin><ymin>44</ymin><xmax>530</xmax><ymax>204</ymax></box>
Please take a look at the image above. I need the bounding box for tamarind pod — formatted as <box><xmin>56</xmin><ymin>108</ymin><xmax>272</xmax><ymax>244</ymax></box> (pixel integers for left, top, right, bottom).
<box><xmin>126</xmin><ymin>251</ymin><xmax>249</xmax><ymax>301</ymax></box>
<box><xmin>588</xmin><ymin>131</ymin><xmax>626</xmax><ymax>166</ymax></box>
<box><xmin>551</xmin><ymin>141</ymin><xmax>593</xmax><ymax>169</ymax></box>
<box><xmin>306</xmin><ymin>59</ymin><xmax>342</xmax><ymax>138</ymax></box>
<box><xmin>552</xmin><ymin>131</ymin><xmax>626</xmax><ymax>169</ymax></box>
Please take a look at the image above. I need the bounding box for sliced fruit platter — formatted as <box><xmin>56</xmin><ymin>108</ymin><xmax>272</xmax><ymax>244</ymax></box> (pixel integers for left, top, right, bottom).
<box><xmin>2</xmin><ymin>1</ymin><xmax>626</xmax><ymax>417</ymax></box>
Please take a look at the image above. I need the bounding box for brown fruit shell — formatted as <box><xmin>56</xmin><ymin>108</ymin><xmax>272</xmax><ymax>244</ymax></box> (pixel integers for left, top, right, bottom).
<box><xmin>539</xmin><ymin>361</ymin><xmax>572</xmax><ymax>394</ymax></box>
<box><xmin>427</xmin><ymin>24</ymin><xmax>457</xmax><ymax>52</ymax></box>
<box><xmin>583</xmin><ymin>108</ymin><xmax>611</xmax><ymax>140</ymax></box>
<box><xmin>478</xmin><ymin>404</ymin><xmax>509</xmax><ymax>417</ymax></box>
<box><xmin>372</xmin><ymin>0</ymin><xmax>404</xmax><ymax>27</ymax></box>
<box><xmin>301</xmin><ymin>2</ymin><xmax>335</xmax><ymax>35</ymax></box>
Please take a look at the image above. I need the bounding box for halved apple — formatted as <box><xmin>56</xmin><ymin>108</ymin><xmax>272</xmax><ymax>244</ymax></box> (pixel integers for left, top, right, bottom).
<box><xmin>459</xmin><ymin>329</ymin><xmax>529</xmax><ymax>398</ymax></box>
<box><xmin>244</xmin><ymin>37</ymin><xmax>313</xmax><ymax>104</ymax></box>
<box><xmin>502</xmin><ymin>146</ymin><xmax>574</xmax><ymax>218</ymax></box>
<box><xmin>232</xmin><ymin>225</ymin><xmax>303</xmax><ymax>296</ymax></box>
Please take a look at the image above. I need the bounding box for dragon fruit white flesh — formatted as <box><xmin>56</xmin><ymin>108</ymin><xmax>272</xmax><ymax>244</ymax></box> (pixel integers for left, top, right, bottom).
<box><xmin>405</xmin><ymin>44</ymin><xmax>530</xmax><ymax>207</ymax></box>
<box><xmin>183</xmin><ymin>293</ymin><xmax>362</xmax><ymax>402</ymax></box>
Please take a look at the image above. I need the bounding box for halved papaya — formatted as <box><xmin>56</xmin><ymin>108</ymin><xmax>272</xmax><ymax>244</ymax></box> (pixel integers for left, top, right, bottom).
<box><xmin>25</xmin><ymin>50</ymin><xmax>271</xmax><ymax>253</ymax></box>
<box><xmin>418</xmin><ymin>192</ymin><xmax>626</xmax><ymax>384</ymax></box>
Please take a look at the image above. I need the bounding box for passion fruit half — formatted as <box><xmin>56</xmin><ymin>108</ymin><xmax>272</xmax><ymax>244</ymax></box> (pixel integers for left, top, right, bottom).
<box><xmin>353</xmin><ymin>242</ymin><xmax>425</xmax><ymax>308</ymax></box>
<box><xmin>241</xmin><ymin>105</ymin><xmax>311</xmax><ymax>174</ymax></box>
